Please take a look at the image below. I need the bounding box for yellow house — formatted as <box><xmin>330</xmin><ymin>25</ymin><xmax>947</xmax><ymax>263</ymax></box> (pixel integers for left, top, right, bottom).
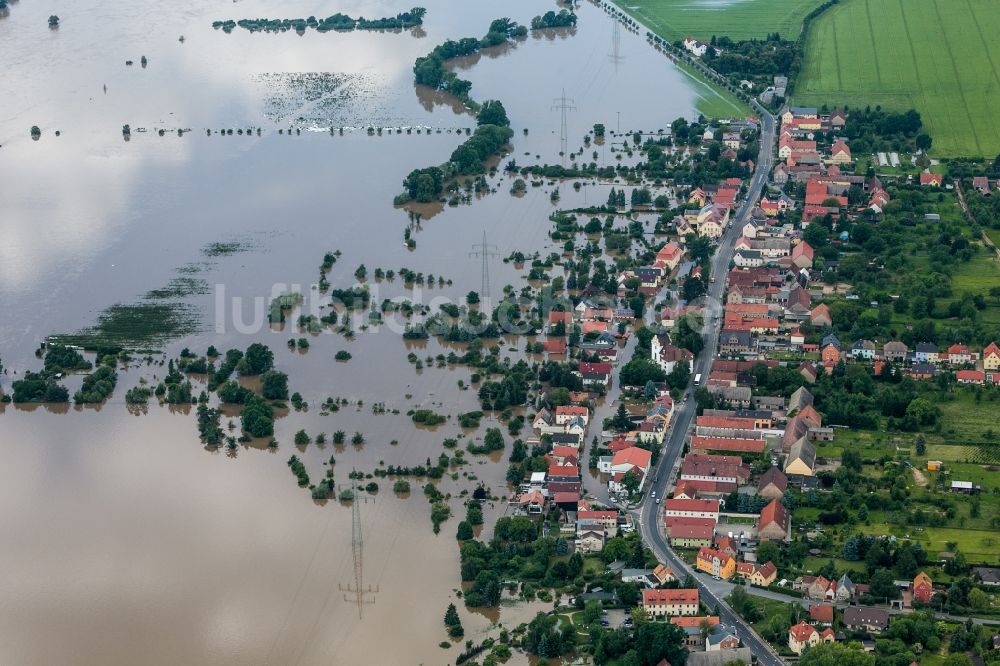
<box><xmin>788</xmin><ymin>622</ymin><xmax>819</xmax><ymax>655</ymax></box>
<box><xmin>749</xmin><ymin>562</ymin><xmax>778</xmax><ymax>587</ymax></box>
<box><xmin>984</xmin><ymin>342</ymin><xmax>1000</xmax><ymax>370</ymax></box>
<box><xmin>784</xmin><ymin>437</ymin><xmax>816</xmax><ymax>476</ymax></box>
<box><xmin>926</xmin><ymin>460</ymin><xmax>943</xmax><ymax>472</ymax></box>
<box><xmin>697</xmin><ymin>547</ymin><xmax>736</xmax><ymax>580</ymax></box>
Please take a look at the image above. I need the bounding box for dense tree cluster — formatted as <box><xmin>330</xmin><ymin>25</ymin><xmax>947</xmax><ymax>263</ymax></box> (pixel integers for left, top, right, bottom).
<box><xmin>212</xmin><ymin>7</ymin><xmax>426</xmax><ymax>34</ymax></box>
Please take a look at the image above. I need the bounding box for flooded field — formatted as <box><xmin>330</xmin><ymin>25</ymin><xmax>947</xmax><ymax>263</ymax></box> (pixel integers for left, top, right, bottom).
<box><xmin>0</xmin><ymin>0</ymin><xmax>716</xmax><ymax>662</ymax></box>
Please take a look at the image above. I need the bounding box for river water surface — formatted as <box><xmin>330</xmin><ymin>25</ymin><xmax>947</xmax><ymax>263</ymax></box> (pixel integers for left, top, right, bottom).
<box><xmin>0</xmin><ymin>0</ymin><xmax>720</xmax><ymax>662</ymax></box>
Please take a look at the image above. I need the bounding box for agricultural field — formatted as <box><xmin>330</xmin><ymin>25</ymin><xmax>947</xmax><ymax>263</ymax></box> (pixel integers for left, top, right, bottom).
<box><xmin>676</xmin><ymin>60</ymin><xmax>752</xmax><ymax>118</ymax></box>
<box><xmin>795</xmin><ymin>0</ymin><xmax>1000</xmax><ymax>157</ymax></box>
<box><xmin>615</xmin><ymin>0</ymin><xmax>825</xmax><ymax>42</ymax></box>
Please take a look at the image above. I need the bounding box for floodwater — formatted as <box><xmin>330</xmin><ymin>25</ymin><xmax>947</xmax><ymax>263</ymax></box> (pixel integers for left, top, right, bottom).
<box><xmin>0</xmin><ymin>0</ymin><xmax>712</xmax><ymax>663</ymax></box>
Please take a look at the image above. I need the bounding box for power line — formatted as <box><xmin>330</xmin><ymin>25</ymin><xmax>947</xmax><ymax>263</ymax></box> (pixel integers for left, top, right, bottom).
<box><xmin>469</xmin><ymin>231</ymin><xmax>499</xmax><ymax>304</ymax></box>
<box><xmin>339</xmin><ymin>479</ymin><xmax>377</xmax><ymax>618</ymax></box>
<box><xmin>551</xmin><ymin>88</ymin><xmax>576</xmax><ymax>165</ymax></box>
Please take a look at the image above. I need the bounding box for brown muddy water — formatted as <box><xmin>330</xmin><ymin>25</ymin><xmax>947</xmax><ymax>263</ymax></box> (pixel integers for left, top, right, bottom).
<box><xmin>0</xmin><ymin>0</ymin><xmax>713</xmax><ymax>662</ymax></box>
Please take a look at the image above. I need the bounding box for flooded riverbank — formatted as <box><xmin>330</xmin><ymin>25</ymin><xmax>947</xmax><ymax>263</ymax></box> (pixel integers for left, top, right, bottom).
<box><xmin>1</xmin><ymin>0</ymin><xmax>715</xmax><ymax>662</ymax></box>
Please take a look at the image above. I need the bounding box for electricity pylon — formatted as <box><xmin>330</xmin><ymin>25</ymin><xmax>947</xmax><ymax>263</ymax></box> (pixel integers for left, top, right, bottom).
<box><xmin>551</xmin><ymin>89</ymin><xmax>576</xmax><ymax>165</ymax></box>
<box><xmin>469</xmin><ymin>231</ymin><xmax>499</xmax><ymax>303</ymax></box>
<box><xmin>340</xmin><ymin>480</ymin><xmax>377</xmax><ymax>618</ymax></box>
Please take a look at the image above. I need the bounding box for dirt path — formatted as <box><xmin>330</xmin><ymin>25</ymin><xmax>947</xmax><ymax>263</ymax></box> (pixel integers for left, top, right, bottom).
<box><xmin>912</xmin><ymin>467</ymin><xmax>928</xmax><ymax>487</ymax></box>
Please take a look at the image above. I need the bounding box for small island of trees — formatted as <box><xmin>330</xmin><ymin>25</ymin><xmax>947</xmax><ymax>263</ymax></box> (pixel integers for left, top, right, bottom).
<box><xmin>212</xmin><ymin>7</ymin><xmax>426</xmax><ymax>35</ymax></box>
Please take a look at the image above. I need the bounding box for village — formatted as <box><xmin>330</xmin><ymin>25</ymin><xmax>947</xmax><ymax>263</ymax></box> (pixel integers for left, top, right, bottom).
<box><xmin>494</xmin><ymin>103</ymin><xmax>1000</xmax><ymax>662</ymax></box>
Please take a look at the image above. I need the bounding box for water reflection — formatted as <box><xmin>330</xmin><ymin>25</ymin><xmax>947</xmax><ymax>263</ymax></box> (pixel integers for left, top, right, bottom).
<box><xmin>0</xmin><ymin>0</ymin><xmax>715</xmax><ymax>662</ymax></box>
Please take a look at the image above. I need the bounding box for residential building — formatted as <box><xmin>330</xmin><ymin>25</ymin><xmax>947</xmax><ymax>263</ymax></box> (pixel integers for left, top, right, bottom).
<box><xmin>984</xmin><ymin>342</ymin><xmax>1000</xmax><ymax>370</ymax></box>
<box><xmin>851</xmin><ymin>339</ymin><xmax>877</xmax><ymax>360</ymax></box>
<box><xmin>843</xmin><ymin>606</ymin><xmax>889</xmax><ymax>633</ymax></box>
<box><xmin>829</xmin><ymin>139</ymin><xmax>852</xmax><ymax>164</ymax></box>
<box><xmin>919</xmin><ymin>172</ymin><xmax>943</xmax><ymax>187</ymax></box>
<box><xmin>696</xmin><ymin>547</ymin><xmax>736</xmax><ymax>580</ymax></box>
<box><xmin>641</xmin><ymin>588</ymin><xmax>699</xmax><ymax>617</ymax></box>
<box><xmin>788</xmin><ymin>622</ymin><xmax>820</xmax><ymax>655</ymax></box>
<box><xmin>672</xmin><ymin>615</ymin><xmax>720</xmax><ymax>649</ymax></box>
<box><xmin>882</xmin><ymin>341</ymin><xmax>908</xmax><ymax>361</ymax></box>
<box><xmin>664</xmin><ymin>498</ymin><xmax>721</xmax><ymax>522</ymax></box>
<box><xmin>654</xmin><ymin>242</ymin><xmax>683</xmax><ymax>271</ymax></box>
<box><xmin>576</xmin><ymin>530</ymin><xmax>605</xmax><ymax>553</ymax></box>
<box><xmin>913</xmin><ymin>571</ymin><xmax>933</xmax><ymax>604</ymax></box>
<box><xmin>666</xmin><ymin>517</ymin><xmax>717</xmax><ymax>548</ymax></box>
<box><xmin>706</xmin><ymin>625</ymin><xmax>740</xmax><ymax>651</ymax></box>
<box><xmin>749</xmin><ymin>562</ymin><xmax>778</xmax><ymax>587</ymax></box>
<box><xmin>947</xmin><ymin>343</ymin><xmax>975</xmax><ymax>366</ymax></box>
<box><xmin>758</xmin><ymin>467</ymin><xmax>788</xmax><ymax>500</ymax></box>
<box><xmin>809</xmin><ymin>604</ymin><xmax>834</xmax><ymax>626</ymax></box>
<box><xmin>811</xmin><ymin>303</ymin><xmax>832</xmax><ymax>327</ymax></box>
<box><xmin>788</xmin><ymin>386</ymin><xmax>814</xmax><ymax>413</ymax></box>
<box><xmin>757</xmin><ymin>498</ymin><xmax>790</xmax><ymax>541</ymax></box>
<box><xmin>607</xmin><ymin>447</ymin><xmax>653</xmax><ymax>494</ymax></box>
<box><xmin>554</xmin><ymin>405</ymin><xmax>589</xmax><ymax>425</ymax></box>
<box><xmin>785</xmin><ymin>437</ymin><xmax>817</xmax><ymax>476</ymax></box>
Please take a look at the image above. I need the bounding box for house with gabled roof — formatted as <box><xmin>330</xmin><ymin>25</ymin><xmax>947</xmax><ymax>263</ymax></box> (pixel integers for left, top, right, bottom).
<box><xmin>829</xmin><ymin>139</ymin><xmax>852</xmax><ymax>164</ymax></box>
<box><xmin>788</xmin><ymin>622</ymin><xmax>820</xmax><ymax>654</ymax></box>
<box><xmin>758</xmin><ymin>498</ymin><xmax>790</xmax><ymax>541</ymax></box>
<box><xmin>985</xmin><ymin>342</ymin><xmax>1000</xmax><ymax>370</ymax></box>
<box><xmin>642</xmin><ymin>587</ymin><xmax>699</xmax><ymax>617</ymax></box>
<box><xmin>810</xmin><ymin>303</ymin><xmax>832</xmax><ymax>327</ymax></box>
<box><xmin>919</xmin><ymin>172</ymin><xmax>943</xmax><ymax>187</ymax></box>
<box><xmin>785</xmin><ymin>437</ymin><xmax>817</xmax><ymax>477</ymax></box>
<box><xmin>758</xmin><ymin>466</ymin><xmax>788</xmax><ymax>500</ymax></box>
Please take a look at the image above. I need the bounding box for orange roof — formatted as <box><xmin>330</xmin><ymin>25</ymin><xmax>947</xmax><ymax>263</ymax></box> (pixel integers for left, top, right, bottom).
<box><xmin>664</xmin><ymin>498</ymin><xmax>719</xmax><ymax>513</ymax></box>
<box><xmin>697</xmin><ymin>546</ymin><xmax>732</xmax><ymax>564</ymax></box>
<box><xmin>642</xmin><ymin>588</ymin><xmax>699</xmax><ymax>606</ymax></box>
<box><xmin>611</xmin><ymin>447</ymin><xmax>652</xmax><ymax>470</ymax></box>
<box><xmin>789</xmin><ymin>621</ymin><xmax>817</xmax><ymax>642</ymax></box>
<box><xmin>519</xmin><ymin>490</ymin><xmax>545</xmax><ymax>505</ymax></box>
<box><xmin>691</xmin><ymin>436</ymin><xmax>765</xmax><ymax>453</ymax></box>
<box><xmin>725</xmin><ymin>303</ymin><xmax>770</xmax><ymax>315</ymax></box>
<box><xmin>671</xmin><ymin>616</ymin><xmax>719</xmax><ymax>629</ymax></box>
<box><xmin>607</xmin><ymin>438</ymin><xmax>635</xmax><ymax>453</ymax></box>
<box><xmin>555</xmin><ymin>405</ymin><xmax>588</xmax><ymax>417</ymax></box>
<box><xmin>914</xmin><ymin>571</ymin><xmax>932</xmax><ymax>586</ymax></box>
<box><xmin>549</xmin><ymin>311</ymin><xmax>573</xmax><ymax>325</ymax></box>
<box><xmin>759</xmin><ymin>498</ymin><xmax>789</xmax><ymax>530</ymax></box>
<box><xmin>551</xmin><ymin>445</ymin><xmax>579</xmax><ymax>458</ymax></box>
<box><xmin>578</xmin><ymin>510</ymin><xmax>617</xmax><ymax>520</ymax></box>
<box><xmin>984</xmin><ymin>342</ymin><xmax>1000</xmax><ymax>357</ymax></box>
<box><xmin>696</xmin><ymin>416</ymin><xmax>757</xmax><ymax>430</ymax></box>
<box><xmin>548</xmin><ymin>464</ymin><xmax>579</xmax><ymax>478</ymax></box>
<box><xmin>810</xmin><ymin>604</ymin><xmax>834</xmax><ymax>623</ymax></box>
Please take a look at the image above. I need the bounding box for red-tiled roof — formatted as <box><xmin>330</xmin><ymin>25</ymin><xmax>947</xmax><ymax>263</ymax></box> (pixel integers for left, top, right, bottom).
<box><xmin>642</xmin><ymin>588</ymin><xmax>699</xmax><ymax>606</ymax></box>
<box><xmin>789</xmin><ymin>621</ymin><xmax>817</xmax><ymax>642</ymax></box>
<box><xmin>759</xmin><ymin>498</ymin><xmax>789</xmax><ymax>531</ymax></box>
<box><xmin>692</xmin><ymin>436</ymin><xmax>766</xmax><ymax>454</ymax></box>
<box><xmin>810</xmin><ymin>604</ymin><xmax>834</xmax><ymax>623</ymax></box>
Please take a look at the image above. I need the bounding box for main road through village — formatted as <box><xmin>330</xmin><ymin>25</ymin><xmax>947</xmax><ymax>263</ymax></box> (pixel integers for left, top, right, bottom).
<box><xmin>634</xmin><ymin>105</ymin><xmax>781</xmax><ymax>665</ymax></box>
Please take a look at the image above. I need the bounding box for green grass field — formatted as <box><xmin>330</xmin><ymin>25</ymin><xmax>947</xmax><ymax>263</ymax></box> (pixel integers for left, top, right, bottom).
<box><xmin>675</xmin><ymin>59</ymin><xmax>751</xmax><ymax>118</ymax></box>
<box><xmin>795</xmin><ymin>0</ymin><xmax>1000</xmax><ymax>157</ymax></box>
<box><xmin>616</xmin><ymin>0</ymin><xmax>825</xmax><ymax>42</ymax></box>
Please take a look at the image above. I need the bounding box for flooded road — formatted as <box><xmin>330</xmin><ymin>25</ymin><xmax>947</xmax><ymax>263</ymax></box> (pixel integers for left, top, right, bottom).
<box><xmin>0</xmin><ymin>0</ymin><xmax>715</xmax><ymax>662</ymax></box>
